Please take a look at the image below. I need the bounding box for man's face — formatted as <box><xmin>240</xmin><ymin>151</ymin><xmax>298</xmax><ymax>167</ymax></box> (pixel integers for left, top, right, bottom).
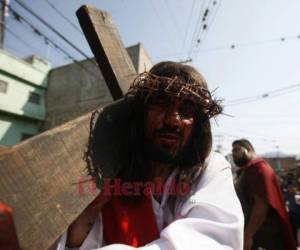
<box><xmin>232</xmin><ymin>144</ymin><xmax>250</xmax><ymax>167</ymax></box>
<box><xmin>144</xmin><ymin>93</ymin><xmax>195</xmax><ymax>163</ymax></box>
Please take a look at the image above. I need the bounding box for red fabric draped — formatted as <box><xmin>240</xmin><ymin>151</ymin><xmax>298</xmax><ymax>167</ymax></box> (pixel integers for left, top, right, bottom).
<box><xmin>102</xmin><ymin>195</ymin><xmax>159</xmax><ymax>247</ymax></box>
<box><xmin>245</xmin><ymin>158</ymin><xmax>297</xmax><ymax>250</ymax></box>
<box><xmin>0</xmin><ymin>203</ymin><xmax>20</xmax><ymax>250</ymax></box>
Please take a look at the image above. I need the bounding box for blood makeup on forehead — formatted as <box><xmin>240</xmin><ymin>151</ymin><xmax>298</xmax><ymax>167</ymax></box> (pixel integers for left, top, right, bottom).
<box><xmin>126</xmin><ymin>71</ymin><xmax>223</xmax><ymax>119</ymax></box>
<box><xmin>147</xmin><ymin>94</ymin><xmax>197</xmax><ymax>120</ymax></box>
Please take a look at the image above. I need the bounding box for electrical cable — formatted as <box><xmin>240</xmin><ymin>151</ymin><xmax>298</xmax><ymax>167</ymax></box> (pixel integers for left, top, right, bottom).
<box><xmin>186</xmin><ymin>0</ymin><xmax>207</xmax><ymax>60</ymax></box>
<box><xmin>191</xmin><ymin>0</ymin><xmax>222</xmax><ymax>61</ymax></box>
<box><xmin>6</xmin><ymin>4</ymin><xmax>100</xmax><ymax>79</ymax></box>
<box><xmin>197</xmin><ymin>34</ymin><xmax>300</xmax><ymax>53</ymax></box>
<box><xmin>193</xmin><ymin>0</ymin><xmax>223</xmax><ymax>60</ymax></box>
<box><xmin>149</xmin><ymin>0</ymin><xmax>175</xmax><ymax>51</ymax></box>
<box><xmin>193</xmin><ymin>0</ymin><xmax>215</xmax><ymax>45</ymax></box>
<box><xmin>44</xmin><ymin>0</ymin><xmax>83</xmax><ymax>34</ymax></box>
<box><xmin>163</xmin><ymin>0</ymin><xmax>182</xmax><ymax>37</ymax></box>
<box><xmin>153</xmin><ymin>33</ymin><xmax>300</xmax><ymax>59</ymax></box>
<box><xmin>226</xmin><ymin>83</ymin><xmax>300</xmax><ymax>106</ymax></box>
<box><xmin>14</xmin><ymin>0</ymin><xmax>94</xmax><ymax>64</ymax></box>
<box><xmin>5</xmin><ymin>25</ymin><xmax>39</xmax><ymax>54</ymax></box>
<box><xmin>179</xmin><ymin>0</ymin><xmax>196</xmax><ymax>60</ymax></box>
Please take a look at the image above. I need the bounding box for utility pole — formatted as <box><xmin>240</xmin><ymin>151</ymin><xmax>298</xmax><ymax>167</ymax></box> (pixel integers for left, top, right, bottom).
<box><xmin>276</xmin><ymin>144</ymin><xmax>282</xmax><ymax>175</ymax></box>
<box><xmin>0</xmin><ymin>0</ymin><xmax>9</xmax><ymax>49</ymax></box>
<box><xmin>215</xmin><ymin>134</ymin><xmax>224</xmax><ymax>154</ymax></box>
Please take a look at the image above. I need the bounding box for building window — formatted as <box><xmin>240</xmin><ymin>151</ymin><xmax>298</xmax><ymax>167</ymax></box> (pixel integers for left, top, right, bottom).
<box><xmin>0</xmin><ymin>80</ymin><xmax>8</xmax><ymax>93</ymax></box>
<box><xmin>28</xmin><ymin>92</ymin><xmax>41</xmax><ymax>104</ymax></box>
<box><xmin>21</xmin><ymin>133</ymin><xmax>34</xmax><ymax>141</ymax></box>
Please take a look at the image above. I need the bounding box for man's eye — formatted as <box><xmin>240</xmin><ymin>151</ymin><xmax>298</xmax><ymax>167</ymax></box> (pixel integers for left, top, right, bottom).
<box><xmin>179</xmin><ymin>104</ymin><xmax>195</xmax><ymax>118</ymax></box>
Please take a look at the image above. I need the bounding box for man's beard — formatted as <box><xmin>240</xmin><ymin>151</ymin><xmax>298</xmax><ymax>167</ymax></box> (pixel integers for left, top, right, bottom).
<box><xmin>233</xmin><ymin>154</ymin><xmax>249</xmax><ymax>167</ymax></box>
<box><xmin>144</xmin><ymin>137</ymin><xmax>186</xmax><ymax>165</ymax></box>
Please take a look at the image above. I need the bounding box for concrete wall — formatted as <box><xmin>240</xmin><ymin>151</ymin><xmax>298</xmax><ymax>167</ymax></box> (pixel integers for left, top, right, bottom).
<box><xmin>44</xmin><ymin>43</ymin><xmax>152</xmax><ymax>130</ymax></box>
<box><xmin>44</xmin><ymin>58</ymin><xmax>112</xmax><ymax>129</ymax></box>
<box><xmin>127</xmin><ymin>43</ymin><xmax>152</xmax><ymax>73</ymax></box>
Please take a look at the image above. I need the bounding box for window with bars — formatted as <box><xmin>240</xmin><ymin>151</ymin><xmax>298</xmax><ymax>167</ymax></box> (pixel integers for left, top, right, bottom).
<box><xmin>28</xmin><ymin>92</ymin><xmax>41</xmax><ymax>104</ymax></box>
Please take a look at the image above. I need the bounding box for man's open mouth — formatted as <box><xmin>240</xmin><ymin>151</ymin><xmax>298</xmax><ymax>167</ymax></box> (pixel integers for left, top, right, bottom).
<box><xmin>157</xmin><ymin>133</ymin><xmax>180</xmax><ymax>141</ymax></box>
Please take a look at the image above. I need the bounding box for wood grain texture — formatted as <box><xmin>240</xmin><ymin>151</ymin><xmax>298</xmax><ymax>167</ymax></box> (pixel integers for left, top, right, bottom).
<box><xmin>76</xmin><ymin>5</ymin><xmax>137</xmax><ymax>100</ymax></box>
<box><xmin>0</xmin><ymin>5</ymin><xmax>136</xmax><ymax>249</ymax></box>
<box><xmin>0</xmin><ymin>113</ymin><xmax>100</xmax><ymax>249</ymax></box>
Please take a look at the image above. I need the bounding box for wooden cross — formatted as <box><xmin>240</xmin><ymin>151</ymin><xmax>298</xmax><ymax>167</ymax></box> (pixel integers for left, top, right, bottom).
<box><xmin>0</xmin><ymin>5</ymin><xmax>137</xmax><ymax>249</ymax></box>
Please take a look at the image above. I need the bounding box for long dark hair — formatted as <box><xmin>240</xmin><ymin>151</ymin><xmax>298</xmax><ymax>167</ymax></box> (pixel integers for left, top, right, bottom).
<box><xmin>121</xmin><ymin>62</ymin><xmax>213</xmax><ymax>180</ymax></box>
<box><xmin>86</xmin><ymin>61</ymin><xmax>218</xmax><ymax>209</ymax></box>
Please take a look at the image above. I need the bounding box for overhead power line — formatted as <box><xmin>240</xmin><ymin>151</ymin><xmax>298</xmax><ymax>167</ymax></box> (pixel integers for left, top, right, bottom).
<box><xmin>153</xmin><ymin>32</ymin><xmax>300</xmax><ymax>59</ymax></box>
<box><xmin>149</xmin><ymin>0</ymin><xmax>177</xmax><ymax>51</ymax></box>
<box><xmin>5</xmin><ymin>25</ymin><xmax>39</xmax><ymax>54</ymax></box>
<box><xmin>194</xmin><ymin>0</ymin><xmax>222</xmax><ymax>54</ymax></box>
<box><xmin>187</xmin><ymin>0</ymin><xmax>220</xmax><ymax>60</ymax></box>
<box><xmin>191</xmin><ymin>0</ymin><xmax>223</xmax><ymax>61</ymax></box>
<box><xmin>193</xmin><ymin>0</ymin><xmax>216</xmax><ymax>45</ymax></box>
<box><xmin>44</xmin><ymin>0</ymin><xmax>82</xmax><ymax>34</ymax></box>
<box><xmin>226</xmin><ymin>83</ymin><xmax>300</xmax><ymax>106</ymax></box>
<box><xmin>197</xmin><ymin>34</ymin><xmax>300</xmax><ymax>53</ymax></box>
<box><xmin>186</xmin><ymin>0</ymin><xmax>207</xmax><ymax>60</ymax></box>
<box><xmin>6</xmin><ymin>4</ymin><xmax>100</xmax><ymax>79</ymax></box>
<box><xmin>179</xmin><ymin>0</ymin><xmax>196</xmax><ymax>60</ymax></box>
<box><xmin>215</xmin><ymin>124</ymin><xmax>300</xmax><ymax>144</ymax></box>
<box><xmin>189</xmin><ymin>0</ymin><xmax>207</xmax><ymax>49</ymax></box>
<box><xmin>163</xmin><ymin>0</ymin><xmax>181</xmax><ymax>36</ymax></box>
<box><xmin>14</xmin><ymin>0</ymin><xmax>93</xmax><ymax>62</ymax></box>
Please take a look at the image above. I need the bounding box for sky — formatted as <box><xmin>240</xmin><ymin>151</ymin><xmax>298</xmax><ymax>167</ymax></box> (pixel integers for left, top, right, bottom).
<box><xmin>3</xmin><ymin>0</ymin><xmax>300</xmax><ymax>156</ymax></box>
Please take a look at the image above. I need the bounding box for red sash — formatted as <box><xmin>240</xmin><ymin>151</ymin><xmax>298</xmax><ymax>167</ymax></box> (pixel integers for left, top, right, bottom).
<box><xmin>0</xmin><ymin>203</ymin><xmax>20</xmax><ymax>250</ymax></box>
<box><xmin>102</xmin><ymin>195</ymin><xmax>159</xmax><ymax>247</ymax></box>
<box><xmin>245</xmin><ymin>158</ymin><xmax>297</xmax><ymax>250</ymax></box>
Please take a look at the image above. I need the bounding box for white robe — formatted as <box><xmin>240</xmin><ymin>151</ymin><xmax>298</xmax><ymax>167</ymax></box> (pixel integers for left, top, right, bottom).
<box><xmin>56</xmin><ymin>152</ymin><xmax>244</xmax><ymax>250</ymax></box>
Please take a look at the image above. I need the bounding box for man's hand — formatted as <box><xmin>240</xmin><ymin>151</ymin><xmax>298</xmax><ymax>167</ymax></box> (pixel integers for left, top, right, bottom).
<box><xmin>66</xmin><ymin>192</ymin><xmax>111</xmax><ymax>248</ymax></box>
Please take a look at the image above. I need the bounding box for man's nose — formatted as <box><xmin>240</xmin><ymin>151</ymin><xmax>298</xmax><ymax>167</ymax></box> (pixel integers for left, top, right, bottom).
<box><xmin>163</xmin><ymin>107</ymin><xmax>181</xmax><ymax>128</ymax></box>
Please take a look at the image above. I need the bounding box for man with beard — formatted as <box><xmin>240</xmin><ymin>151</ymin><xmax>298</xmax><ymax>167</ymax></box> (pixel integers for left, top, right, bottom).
<box><xmin>56</xmin><ymin>62</ymin><xmax>243</xmax><ymax>250</ymax></box>
<box><xmin>232</xmin><ymin>139</ymin><xmax>297</xmax><ymax>250</ymax></box>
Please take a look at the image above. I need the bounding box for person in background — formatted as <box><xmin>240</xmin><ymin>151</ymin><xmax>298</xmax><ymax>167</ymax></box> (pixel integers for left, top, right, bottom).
<box><xmin>232</xmin><ymin>139</ymin><xmax>297</xmax><ymax>250</ymax></box>
<box><xmin>286</xmin><ymin>184</ymin><xmax>300</xmax><ymax>245</ymax></box>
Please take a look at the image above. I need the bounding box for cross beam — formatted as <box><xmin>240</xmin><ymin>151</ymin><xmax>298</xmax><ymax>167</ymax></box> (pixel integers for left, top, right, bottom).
<box><xmin>0</xmin><ymin>6</ymin><xmax>137</xmax><ymax>249</ymax></box>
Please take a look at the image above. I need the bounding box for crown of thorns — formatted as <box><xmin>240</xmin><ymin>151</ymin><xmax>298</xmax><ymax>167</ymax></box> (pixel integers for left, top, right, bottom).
<box><xmin>126</xmin><ymin>72</ymin><xmax>223</xmax><ymax>118</ymax></box>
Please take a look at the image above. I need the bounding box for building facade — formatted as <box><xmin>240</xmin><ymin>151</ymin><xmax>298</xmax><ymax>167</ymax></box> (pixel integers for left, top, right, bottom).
<box><xmin>0</xmin><ymin>49</ymin><xmax>51</xmax><ymax>146</ymax></box>
<box><xmin>0</xmin><ymin>43</ymin><xmax>152</xmax><ymax>146</ymax></box>
<box><xmin>265</xmin><ymin>155</ymin><xmax>300</xmax><ymax>186</ymax></box>
<box><xmin>265</xmin><ymin>156</ymin><xmax>298</xmax><ymax>174</ymax></box>
<box><xmin>43</xmin><ymin>43</ymin><xmax>152</xmax><ymax>129</ymax></box>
